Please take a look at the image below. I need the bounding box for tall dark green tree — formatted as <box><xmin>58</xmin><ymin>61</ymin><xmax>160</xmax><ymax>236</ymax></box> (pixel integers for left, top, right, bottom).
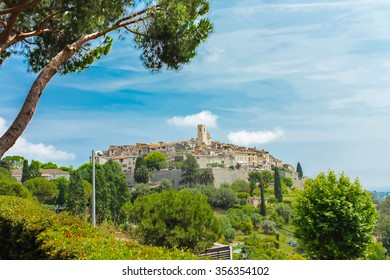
<box><xmin>77</xmin><ymin>160</ymin><xmax>130</xmax><ymax>224</ymax></box>
<box><xmin>248</xmin><ymin>171</ymin><xmax>273</xmax><ymax>216</ymax></box>
<box><xmin>53</xmin><ymin>176</ymin><xmax>69</xmax><ymax>209</ymax></box>
<box><xmin>135</xmin><ymin>156</ymin><xmax>146</xmax><ymax>171</ymax></box>
<box><xmin>21</xmin><ymin>159</ymin><xmax>41</xmax><ymax>182</ymax></box>
<box><xmin>67</xmin><ymin>170</ymin><xmax>86</xmax><ymax>218</ymax></box>
<box><xmin>274</xmin><ymin>167</ymin><xmax>283</xmax><ymax>202</ymax></box>
<box><xmin>297</xmin><ymin>162</ymin><xmax>303</xmax><ymax>179</ymax></box>
<box><xmin>21</xmin><ymin>159</ymin><xmax>30</xmax><ymax>183</ymax></box>
<box><xmin>260</xmin><ymin>182</ymin><xmax>266</xmax><ymax>216</ymax></box>
<box><xmin>103</xmin><ymin>160</ymin><xmax>130</xmax><ymax>224</ymax></box>
<box><xmin>134</xmin><ymin>156</ymin><xmax>149</xmax><ymax>184</ymax></box>
<box><xmin>29</xmin><ymin>160</ymin><xmax>42</xmax><ymax>178</ymax></box>
<box><xmin>0</xmin><ymin>0</ymin><xmax>213</xmax><ymax>158</ymax></box>
<box><xmin>293</xmin><ymin>171</ymin><xmax>377</xmax><ymax>259</ymax></box>
<box><xmin>180</xmin><ymin>154</ymin><xmax>199</xmax><ymax>188</ymax></box>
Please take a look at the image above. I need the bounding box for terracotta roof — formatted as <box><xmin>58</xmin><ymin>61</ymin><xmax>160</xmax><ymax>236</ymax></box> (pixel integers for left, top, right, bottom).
<box><xmin>40</xmin><ymin>169</ymin><xmax>69</xmax><ymax>175</ymax></box>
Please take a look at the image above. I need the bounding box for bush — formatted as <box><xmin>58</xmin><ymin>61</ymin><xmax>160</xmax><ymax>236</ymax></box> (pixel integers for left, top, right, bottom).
<box><xmin>261</xmin><ymin>220</ymin><xmax>277</xmax><ymax>235</ymax></box>
<box><xmin>0</xmin><ymin>180</ymin><xmax>31</xmax><ymax>198</ymax></box>
<box><xmin>0</xmin><ymin>196</ymin><xmax>198</xmax><ymax>260</ymax></box>
<box><xmin>130</xmin><ymin>190</ymin><xmax>221</xmax><ymax>253</ymax></box>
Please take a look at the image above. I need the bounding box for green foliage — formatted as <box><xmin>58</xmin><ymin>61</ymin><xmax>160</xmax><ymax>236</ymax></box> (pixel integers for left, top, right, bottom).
<box><xmin>260</xmin><ymin>183</ymin><xmax>266</xmax><ymax>216</ymax></box>
<box><xmin>53</xmin><ymin>177</ymin><xmax>69</xmax><ymax>208</ymax></box>
<box><xmin>366</xmin><ymin>241</ymin><xmax>388</xmax><ymax>260</ymax></box>
<box><xmin>274</xmin><ymin>168</ymin><xmax>283</xmax><ymax>202</ymax></box>
<box><xmin>134</xmin><ymin>165</ymin><xmax>150</xmax><ymax>184</ymax></box>
<box><xmin>23</xmin><ymin>177</ymin><xmax>58</xmax><ymax>204</ymax></box>
<box><xmin>159</xmin><ymin>178</ymin><xmax>173</xmax><ymax>191</ymax></box>
<box><xmin>227</xmin><ymin>205</ymin><xmax>262</xmax><ymax>235</ymax></box>
<box><xmin>135</xmin><ymin>157</ymin><xmax>146</xmax><ymax>170</ymax></box>
<box><xmin>0</xmin><ymin>196</ymin><xmax>198</xmax><ymax>260</ymax></box>
<box><xmin>180</xmin><ymin>154</ymin><xmax>199</xmax><ymax>188</ymax></box>
<box><xmin>198</xmin><ymin>168</ymin><xmax>215</xmax><ymax>185</ymax></box>
<box><xmin>293</xmin><ymin>170</ymin><xmax>378</xmax><ymax>259</ymax></box>
<box><xmin>376</xmin><ymin>213</ymin><xmax>390</xmax><ymax>254</ymax></box>
<box><xmin>195</xmin><ymin>185</ymin><xmax>238</xmax><ymax>209</ymax></box>
<box><xmin>261</xmin><ymin>220</ymin><xmax>278</xmax><ymax>235</ymax></box>
<box><xmin>231</xmin><ymin>179</ymin><xmax>250</xmax><ymax>193</ymax></box>
<box><xmin>77</xmin><ymin>160</ymin><xmax>130</xmax><ymax>224</ymax></box>
<box><xmin>136</xmin><ymin>0</ymin><xmax>213</xmax><ymax>70</ymax></box>
<box><xmin>144</xmin><ymin>152</ymin><xmax>167</xmax><ymax>170</ymax></box>
<box><xmin>21</xmin><ymin>159</ymin><xmax>42</xmax><ymax>183</ymax></box>
<box><xmin>242</xmin><ymin>234</ymin><xmax>287</xmax><ymax>260</ymax></box>
<box><xmin>274</xmin><ymin>203</ymin><xmax>292</xmax><ymax>224</ymax></box>
<box><xmin>0</xmin><ymin>167</ymin><xmax>16</xmax><ymax>182</ymax></box>
<box><xmin>41</xmin><ymin>162</ymin><xmax>59</xmax><ymax>169</ymax></box>
<box><xmin>0</xmin><ymin>180</ymin><xmax>32</xmax><ymax>199</ymax></box>
<box><xmin>218</xmin><ymin>216</ymin><xmax>236</xmax><ymax>242</ymax></box>
<box><xmin>297</xmin><ymin>162</ymin><xmax>303</xmax><ymax>179</ymax></box>
<box><xmin>131</xmin><ymin>183</ymin><xmax>151</xmax><ymax>202</ymax></box>
<box><xmin>67</xmin><ymin>171</ymin><xmax>86</xmax><ymax>218</ymax></box>
<box><xmin>2</xmin><ymin>155</ymin><xmax>25</xmax><ymax>169</ymax></box>
<box><xmin>282</xmin><ymin>177</ymin><xmax>293</xmax><ymax>188</ymax></box>
<box><xmin>130</xmin><ymin>189</ymin><xmax>221</xmax><ymax>253</ymax></box>
<box><xmin>215</xmin><ymin>187</ymin><xmax>238</xmax><ymax>209</ymax></box>
<box><xmin>21</xmin><ymin>160</ymin><xmax>30</xmax><ymax>183</ymax></box>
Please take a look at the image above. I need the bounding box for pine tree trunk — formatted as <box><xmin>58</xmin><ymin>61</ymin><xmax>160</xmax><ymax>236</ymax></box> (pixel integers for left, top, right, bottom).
<box><xmin>0</xmin><ymin>31</ymin><xmax>106</xmax><ymax>158</ymax></box>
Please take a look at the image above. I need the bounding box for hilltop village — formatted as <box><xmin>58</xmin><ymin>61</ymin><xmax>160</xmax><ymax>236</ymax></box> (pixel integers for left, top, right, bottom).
<box><xmin>95</xmin><ymin>125</ymin><xmax>302</xmax><ymax>188</ymax></box>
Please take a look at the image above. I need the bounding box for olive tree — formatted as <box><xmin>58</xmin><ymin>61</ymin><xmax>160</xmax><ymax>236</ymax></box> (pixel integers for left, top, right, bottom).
<box><xmin>293</xmin><ymin>170</ymin><xmax>378</xmax><ymax>259</ymax></box>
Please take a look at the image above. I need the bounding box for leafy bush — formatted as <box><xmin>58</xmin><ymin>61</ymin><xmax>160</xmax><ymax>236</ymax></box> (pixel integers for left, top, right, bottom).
<box><xmin>0</xmin><ymin>196</ymin><xmax>198</xmax><ymax>260</ymax></box>
<box><xmin>261</xmin><ymin>220</ymin><xmax>277</xmax><ymax>235</ymax></box>
<box><xmin>0</xmin><ymin>180</ymin><xmax>31</xmax><ymax>198</ymax></box>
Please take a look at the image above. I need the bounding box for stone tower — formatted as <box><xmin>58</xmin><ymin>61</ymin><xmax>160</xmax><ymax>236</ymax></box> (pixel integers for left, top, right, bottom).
<box><xmin>197</xmin><ymin>124</ymin><xmax>211</xmax><ymax>146</ymax></box>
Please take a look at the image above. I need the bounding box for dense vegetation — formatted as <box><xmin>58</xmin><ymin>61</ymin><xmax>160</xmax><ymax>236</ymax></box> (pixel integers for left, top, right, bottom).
<box><xmin>0</xmin><ymin>157</ymin><xmax>389</xmax><ymax>260</ymax></box>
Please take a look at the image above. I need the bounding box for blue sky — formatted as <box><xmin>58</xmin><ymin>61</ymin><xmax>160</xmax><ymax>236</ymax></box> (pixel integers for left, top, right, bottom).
<box><xmin>1</xmin><ymin>0</ymin><xmax>390</xmax><ymax>190</ymax></box>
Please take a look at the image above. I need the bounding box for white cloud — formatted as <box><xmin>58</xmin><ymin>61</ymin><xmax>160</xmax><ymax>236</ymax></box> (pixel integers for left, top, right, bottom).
<box><xmin>228</xmin><ymin>128</ymin><xmax>285</xmax><ymax>146</ymax></box>
<box><xmin>329</xmin><ymin>89</ymin><xmax>390</xmax><ymax>109</ymax></box>
<box><xmin>0</xmin><ymin>117</ymin><xmax>76</xmax><ymax>162</ymax></box>
<box><xmin>234</xmin><ymin>1</ymin><xmax>390</xmax><ymax>15</ymax></box>
<box><xmin>167</xmin><ymin>111</ymin><xmax>218</xmax><ymax>128</ymax></box>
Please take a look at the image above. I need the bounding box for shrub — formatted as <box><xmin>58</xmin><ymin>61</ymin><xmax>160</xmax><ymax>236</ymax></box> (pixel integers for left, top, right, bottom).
<box><xmin>0</xmin><ymin>196</ymin><xmax>198</xmax><ymax>260</ymax></box>
<box><xmin>261</xmin><ymin>220</ymin><xmax>277</xmax><ymax>235</ymax></box>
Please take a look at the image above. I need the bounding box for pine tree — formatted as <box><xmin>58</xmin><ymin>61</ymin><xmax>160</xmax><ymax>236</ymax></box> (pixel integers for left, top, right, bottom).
<box><xmin>297</xmin><ymin>162</ymin><xmax>303</xmax><ymax>179</ymax></box>
<box><xmin>274</xmin><ymin>167</ymin><xmax>283</xmax><ymax>202</ymax></box>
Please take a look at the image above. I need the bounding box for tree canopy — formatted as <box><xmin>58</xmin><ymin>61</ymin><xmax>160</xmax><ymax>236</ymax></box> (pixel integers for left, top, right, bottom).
<box><xmin>144</xmin><ymin>151</ymin><xmax>167</xmax><ymax>170</ymax></box>
<box><xmin>0</xmin><ymin>0</ymin><xmax>213</xmax><ymax>157</ymax></box>
<box><xmin>293</xmin><ymin>170</ymin><xmax>378</xmax><ymax>259</ymax></box>
<box><xmin>129</xmin><ymin>189</ymin><xmax>221</xmax><ymax>253</ymax></box>
<box><xmin>180</xmin><ymin>154</ymin><xmax>199</xmax><ymax>187</ymax></box>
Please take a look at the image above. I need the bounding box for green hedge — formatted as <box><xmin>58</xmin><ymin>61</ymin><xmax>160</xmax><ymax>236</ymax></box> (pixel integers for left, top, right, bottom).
<box><xmin>0</xmin><ymin>196</ymin><xmax>198</xmax><ymax>260</ymax></box>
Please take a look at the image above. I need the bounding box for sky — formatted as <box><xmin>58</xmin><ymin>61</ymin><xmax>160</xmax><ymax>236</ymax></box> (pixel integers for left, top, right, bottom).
<box><xmin>1</xmin><ymin>0</ymin><xmax>390</xmax><ymax>191</ymax></box>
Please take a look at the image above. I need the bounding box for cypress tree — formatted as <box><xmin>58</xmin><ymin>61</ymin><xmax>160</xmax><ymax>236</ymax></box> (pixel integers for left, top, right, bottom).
<box><xmin>297</xmin><ymin>162</ymin><xmax>303</xmax><ymax>179</ymax></box>
<box><xmin>260</xmin><ymin>182</ymin><xmax>266</xmax><ymax>216</ymax></box>
<box><xmin>21</xmin><ymin>160</ymin><xmax>31</xmax><ymax>183</ymax></box>
<box><xmin>274</xmin><ymin>167</ymin><xmax>283</xmax><ymax>202</ymax></box>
